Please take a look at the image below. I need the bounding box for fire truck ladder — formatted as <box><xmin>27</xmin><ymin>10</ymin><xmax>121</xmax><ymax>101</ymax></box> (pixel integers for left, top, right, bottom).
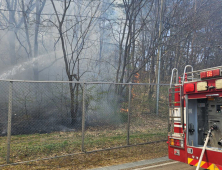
<box><xmin>169</xmin><ymin>68</ymin><xmax>184</xmax><ymax>136</ymax></box>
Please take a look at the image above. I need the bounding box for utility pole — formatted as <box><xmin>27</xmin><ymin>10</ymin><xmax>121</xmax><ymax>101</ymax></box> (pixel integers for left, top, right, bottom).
<box><xmin>156</xmin><ymin>0</ymin><xmax>164</xmax><ymax>115</ymax></box>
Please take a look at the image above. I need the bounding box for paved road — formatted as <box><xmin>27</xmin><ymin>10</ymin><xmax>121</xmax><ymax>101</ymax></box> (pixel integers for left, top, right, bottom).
<box><xmin>91</xmin><ymin>157</ymin><xmax>205</xmax><ymax>170</ymax></box>
<box><xmin>129</xmin><ymin>161</ymin><xmax>202</xmax><ymax>170</ymax></box>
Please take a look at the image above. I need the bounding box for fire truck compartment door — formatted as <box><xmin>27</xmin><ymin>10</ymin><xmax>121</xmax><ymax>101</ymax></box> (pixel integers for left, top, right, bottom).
<box><xmin>207</xmin><ymin>97</ymin><xmax>222</xmax><ymax>148</ymax></box>
<box><xmin>187</xmin><ymin>99</ymin><xmax>198</xmax><ymax>146</ymax></box>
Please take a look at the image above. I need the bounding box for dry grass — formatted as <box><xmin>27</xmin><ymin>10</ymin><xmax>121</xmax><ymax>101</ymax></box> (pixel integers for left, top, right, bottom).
<box><xmin>0</xmin><ymin>115</ymin><xmax>168</xmax><ymax>164</ymax></box>
<box><xmin>0</xmin><ymin>115</ymin><xmax>168</xmax><ymax>169</ymax></box>
<box><xmin>1</xmin><ymin>141</ymin><xmax>168</xmax><ymax>170</ymax></box>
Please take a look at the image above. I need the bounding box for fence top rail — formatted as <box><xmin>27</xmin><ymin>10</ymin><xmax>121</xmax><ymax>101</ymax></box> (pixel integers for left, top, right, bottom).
<box><xmin>0</xmin><ymin>79</ymin><xmax>170</xmax><ymax>86</ymax></box>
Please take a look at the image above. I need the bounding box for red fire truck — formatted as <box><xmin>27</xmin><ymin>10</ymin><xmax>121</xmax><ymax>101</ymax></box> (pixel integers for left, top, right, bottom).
<box><xmin>168</xmin><ymin>65</ymin><xmax>222</xmax><ymax>170</ymax></box>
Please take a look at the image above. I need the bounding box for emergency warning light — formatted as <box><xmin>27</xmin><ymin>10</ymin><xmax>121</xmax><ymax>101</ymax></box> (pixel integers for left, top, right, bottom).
<box><xmin>170</xmin><ymin>138</ymin><xmax>184</xmax><ymax>148</ymax></box>
<box><xmin>207</xmin><ymin>70</ymin><xmax>213</xmax><ymax>77</ymax></box>
<box><xmin>200</xmin><ymin>69</ymin><xmax>221</xmax><ymax>79</ymax></box>
<box><xmin>184</xmin><ymin>83</ymin><xmax>195</xmax><ymax>92</ymax></box>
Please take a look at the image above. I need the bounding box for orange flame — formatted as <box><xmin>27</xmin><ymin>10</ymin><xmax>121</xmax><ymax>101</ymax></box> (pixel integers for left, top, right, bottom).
<box><xmin>134</xmin><ymin>73</ymin><xmax>140</xmax><ymax>83</ymax></box>
<box><xmin>120</xmin><ymin>108</ymin><xmax>128</xmax><ymax>112</ymax></box>
<box><xmin>131</xmin><ymin>88</ymin><xmax>136</xmax><ymax>98</ymax></box>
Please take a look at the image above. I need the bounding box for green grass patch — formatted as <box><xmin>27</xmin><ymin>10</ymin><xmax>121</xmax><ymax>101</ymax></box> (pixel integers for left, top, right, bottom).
<box><xmin>0</xmin><ymin>126</ymin><xmax>167</xmax><ymax>165</ymax></box>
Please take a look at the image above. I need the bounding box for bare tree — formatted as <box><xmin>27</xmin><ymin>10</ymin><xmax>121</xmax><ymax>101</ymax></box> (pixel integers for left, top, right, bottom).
<box><xmin>34</xmin><ymin>0</ymin><xmax>46</xmax><ymax>80</ymax></box>
<box><xmin>113</xmin><ymin>0</ymin><xmax>155</xmax><ymax>95</ymax></box>
<box><xmin>50</xmin><ymin>0</ymin><xmax>101</xmax><ymax>126</ymax></box>
<box><xmin>0</xmin><ymin>0</ymin><xmax>35</xmax><ymax>65</ymax></box>
<box><xmin>19</xmin><ymin>0</ymin><xmax>46</xmax><ymax>80</ymax></box>
<box><xmin>0</xmin><ymin>0</ymin><xmax>46</xmax><ymax>80</ymax></box>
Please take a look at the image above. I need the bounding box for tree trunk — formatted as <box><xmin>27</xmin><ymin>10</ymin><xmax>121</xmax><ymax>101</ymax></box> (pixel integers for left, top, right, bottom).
<box><xmin>70</xmin><ymin>83</ymin><xmax>77</xmax><ymax>126</ymax></box>
<box><xmin>8</xmin><ymin>6</ymin><xmax>17</xmax><ymax>65</ymax></box>
<box><xmin>33</xmin><ymin>0</ymin><xmax>40</xmax><ymax>80</ymax></box>
<box><xmin>8</xmin><ymin>31</ymin><xmax>16</xmax><ymax>65</ymax></box>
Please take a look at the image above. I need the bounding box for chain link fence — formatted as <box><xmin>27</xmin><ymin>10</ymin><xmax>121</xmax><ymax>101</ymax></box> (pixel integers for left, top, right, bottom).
<box><xmin>0</xmin><ymin>80</ymin><xmax>169</xmax><ymax>165</ymax></box>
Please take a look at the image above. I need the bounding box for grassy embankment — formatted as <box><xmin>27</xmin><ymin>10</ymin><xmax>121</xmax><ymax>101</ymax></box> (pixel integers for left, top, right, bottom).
<box><xmin>0</xmin><ymin>125</ymin><xmax>168</xmax><ymax>169</ymax></box>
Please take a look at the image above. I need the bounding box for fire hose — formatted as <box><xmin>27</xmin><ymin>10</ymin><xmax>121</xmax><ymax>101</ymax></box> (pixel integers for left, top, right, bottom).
<box><xmin>196</xmin><ymin>126</ymin><xmax>216</xmax><ymax>170</ymax></box>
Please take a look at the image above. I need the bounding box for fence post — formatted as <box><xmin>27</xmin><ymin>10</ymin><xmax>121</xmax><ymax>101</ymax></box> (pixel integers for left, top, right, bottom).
<box><xmin>156</xmin><ymin>82</ymin><xmax>160</xmax><ymax>116</ymax></box>
<box><xmin>81</xmin><ymin>83</ymin><xmax>86</xmax><ymax>152</ymax></box>
<box><xmin>6</xmin><ymin>81</ymin><xmax>13</xmax><ymax>164</ymax></box>
<box><xmin>127</xmin><ymin>82</ymin><xmax>132</xmax><ymax>145</ymax></box>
